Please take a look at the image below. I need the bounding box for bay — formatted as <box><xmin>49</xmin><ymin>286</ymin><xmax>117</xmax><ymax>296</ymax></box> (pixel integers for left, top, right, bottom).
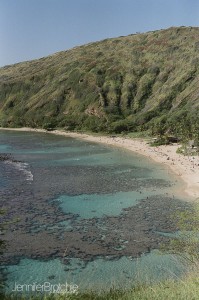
<box><xmin>0</xmin><ymin>130</ymin><xmax>189</xmax><ymax>293</ymax></box>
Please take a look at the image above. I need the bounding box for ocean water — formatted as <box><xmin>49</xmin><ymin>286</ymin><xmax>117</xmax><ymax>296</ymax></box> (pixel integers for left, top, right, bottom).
<box><xmin>0</xmin><ymin>130</ymin><xmax>189</xmax><ymax>294</ymax></box>
<box><xmin>5</xmin><ymin>251</ymin><xmax>186</xmax><ymax>292</ymax></box>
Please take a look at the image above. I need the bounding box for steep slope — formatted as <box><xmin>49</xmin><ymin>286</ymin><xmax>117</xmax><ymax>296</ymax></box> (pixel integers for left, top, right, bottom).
<box><xmin>0</xmin><ymin>26</ymin><xmax>199</xmax><ymax>136</ymax></box>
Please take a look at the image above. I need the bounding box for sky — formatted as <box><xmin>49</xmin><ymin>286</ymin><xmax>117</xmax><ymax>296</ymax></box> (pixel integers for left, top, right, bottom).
<box><xmin>0</xmin><ymin>0</ymin><xmax>199</xmax><ymax>67</ymax></box>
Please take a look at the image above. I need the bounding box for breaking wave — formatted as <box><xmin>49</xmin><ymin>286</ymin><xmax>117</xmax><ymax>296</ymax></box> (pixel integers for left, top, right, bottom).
<box><xmin>5</xmin><ymin>160</ymin><xmax>33</xmax><ymax>182</ymax></box>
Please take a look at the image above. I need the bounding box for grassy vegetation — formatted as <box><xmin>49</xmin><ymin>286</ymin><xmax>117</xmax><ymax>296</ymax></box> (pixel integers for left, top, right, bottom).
<box><xmin>1</xmin><ymin>26</ymin><xmax>199</xmax><ymax>299</ymax></box>
<box><xmin>2</xmin><ymin>203</ymin><xmax>199</xmax><ymax>300</ymax></box>
<box><xmin>0</xmin><ymin>26</ymin><xmax>199</xmax><ymax>144</ymax></box>
<box><xmin>2</xmin><ymin>273</ymin><xmax>199</xmax><ymax>300</ymax></box>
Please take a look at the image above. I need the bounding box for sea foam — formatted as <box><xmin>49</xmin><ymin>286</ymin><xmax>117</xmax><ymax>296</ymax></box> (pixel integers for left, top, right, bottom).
<box><xmin>5</xmin><ymin>160</ymin><xmax>33</xmax><ymax>182</ymax></box>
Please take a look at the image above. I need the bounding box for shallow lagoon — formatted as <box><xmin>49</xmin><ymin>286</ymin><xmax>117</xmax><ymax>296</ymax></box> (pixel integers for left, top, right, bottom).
<box><xmin>0</xmin><ymin>130</ymin><xmax>189</xmax><ymax>293</ymax></box>
<box><xmin>6</xmin><ymin>251</ymin><xmax>186</xmax><ymax>292</ymax></box>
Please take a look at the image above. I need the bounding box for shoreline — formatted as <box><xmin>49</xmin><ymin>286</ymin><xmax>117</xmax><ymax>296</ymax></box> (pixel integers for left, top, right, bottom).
<box><xmin>1</xmin><ymin>127</ymin><xmax>199</xmax><ymax>200</ymax></box>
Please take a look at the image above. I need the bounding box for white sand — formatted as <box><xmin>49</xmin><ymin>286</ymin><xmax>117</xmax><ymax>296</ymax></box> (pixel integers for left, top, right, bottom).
<box><xmin>1</xmin><ymin>127</ymin><xmax>199</xmax><ymax>201</ymax></box>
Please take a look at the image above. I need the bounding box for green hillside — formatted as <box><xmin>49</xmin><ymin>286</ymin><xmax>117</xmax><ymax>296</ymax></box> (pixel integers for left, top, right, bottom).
<box><xmin>0</xmin><ymin>26</ymin><xmax>199</xmax><ymax>137</ymax></box>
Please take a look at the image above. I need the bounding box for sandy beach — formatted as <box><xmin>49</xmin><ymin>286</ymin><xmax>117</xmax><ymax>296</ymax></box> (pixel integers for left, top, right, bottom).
<box><xmin>1</xmin><ymin>127</ymin><xmax>199</xmax><ymax>200</ymax></box>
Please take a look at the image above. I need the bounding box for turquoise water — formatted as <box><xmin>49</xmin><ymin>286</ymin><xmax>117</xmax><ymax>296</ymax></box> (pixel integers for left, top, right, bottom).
<box><xmin>55</xmin><ymin>190</ymin><xmax>160</xmax><ymax>219</ymax></box>
<box><xmin>0</xmin><ymin>130</ymin><xmax>188</xmax><ymax>294</ymax></box>
<box><xmin>5</xmin><ymin>251</ymin><xmax>186</xmax><ymax>293</ymax></box>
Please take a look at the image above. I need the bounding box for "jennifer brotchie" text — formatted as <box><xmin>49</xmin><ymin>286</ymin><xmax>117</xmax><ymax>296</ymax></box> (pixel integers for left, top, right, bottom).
<box><xmin>12</xmin><ymin>281</ymin><xmax>79</xmax><ymax>294</ymax></box>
